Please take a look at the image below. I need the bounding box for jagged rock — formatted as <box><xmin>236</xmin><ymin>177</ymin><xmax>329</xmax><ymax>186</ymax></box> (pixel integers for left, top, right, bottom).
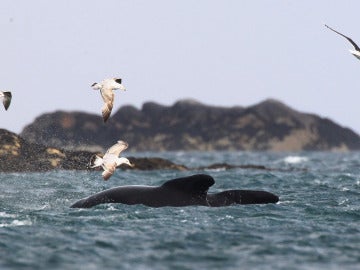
<box><xmin>0</xmin><ymin>129</ymin><xmax>188</xmax><ymax>172</ymax></box>
<box><xmin>1</xmin><ymin>129</ymin><xmax>297</xmax><ymax>173</ymax></box>
<box><xmin>197</xmin><ymin>163</ymin><xmax>269</xmax><ymax>170</ymax></box>
<box><xmin>0</xmin><ymin>128</ymin><xmax>92</xmax><ymax>172</ymax></box>
<box><xmin>125</xmin><ymin>157</ymin><xmax>188</xmax><ymax>171</ymax></box>
<box><xmin>19</xmin><ymin>99</ymin><xmax>360</xmax><ymax>151</ymax></box>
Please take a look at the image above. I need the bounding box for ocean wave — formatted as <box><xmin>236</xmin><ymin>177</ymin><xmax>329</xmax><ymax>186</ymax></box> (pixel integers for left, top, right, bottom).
<box><xmin>0</xmin><ymin>219</ymin><xmax>32</xmax><ymax>227</ymax></box>
<box><xmin>0</xmin><ymin>211</ymin><xmax>17</xmax><ymax>218</ymax></box>
<box><xmin>283</xmin><ymin>155</ymin><xmax>308</xmax><ymax>164</ymax></box>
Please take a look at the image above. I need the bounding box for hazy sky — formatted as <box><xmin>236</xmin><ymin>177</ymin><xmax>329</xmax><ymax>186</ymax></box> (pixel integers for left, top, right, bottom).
<box><xmin>2</xmin><ymin>1</ymin><xmax>360</xmax><ymax>134</ymax></box>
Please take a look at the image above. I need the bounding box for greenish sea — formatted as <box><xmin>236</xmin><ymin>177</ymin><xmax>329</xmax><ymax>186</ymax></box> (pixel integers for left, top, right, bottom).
<box><xmin>1</xmin><ymin>152</ymin><xmax>359</xmax><ymax>269</ymax></box>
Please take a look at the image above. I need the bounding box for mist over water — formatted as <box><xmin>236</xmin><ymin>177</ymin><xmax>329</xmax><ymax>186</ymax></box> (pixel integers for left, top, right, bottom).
<box><xmin>1</xmin><ymin>152</ymin><xmax>359</xmax><ymax>270</ymax></box>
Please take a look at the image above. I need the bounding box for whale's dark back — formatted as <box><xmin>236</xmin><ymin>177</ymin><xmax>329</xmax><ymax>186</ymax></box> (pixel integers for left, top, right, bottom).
<box><xmin>71</xmin><ymin>174</ymin><xmax>215</xmax><ymax>208</ymax></box>
<box><xmin>70</xmin><ymin>174</ymin><xmax>279</xmax><ymax>208</ymax></box>
<box><xmin>207</xmin><ymin>190</ymin><xmax>279</xmax><ymax>206</ymax></box>
<box><xmin>161</xmin><ymin>174</ymin><xmax>214</xmax><ymax>195</ymax></box>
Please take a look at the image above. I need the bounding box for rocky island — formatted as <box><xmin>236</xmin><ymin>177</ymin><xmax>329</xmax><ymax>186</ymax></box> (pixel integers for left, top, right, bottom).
<box><xmin>0</xmin><ymin>129</ymin><xmax>279</xmax><ymax>173</ymax></box>
<box><xmin>2</xmin><ymin>98</ymin><xmax>360</xmax><ymax>173</ymax></box>
<box><xmin>0</xmin><ymin>129</ymin><xmax>190</xmax><ymax>172</ymax></box>
<box><xmin>20</xmin><ymin>99</ymin><xmax>360</xmax><ymax>152</ymax></box>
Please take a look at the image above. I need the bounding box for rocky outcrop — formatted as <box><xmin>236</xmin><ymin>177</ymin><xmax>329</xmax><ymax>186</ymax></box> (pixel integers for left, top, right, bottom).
<box><xmin>0</xmin><ymin>129</ymin><xmax>190</xmax><ymax>172</ymax></box>
<box><xmin>20</xmin><ymin>99</ymin><xmax>360</xmax><ymax>151</ymax></box>
<box><xmin>0</xmin><ymin>129</ymin><xmax>94</xmax><ymax>172</ymax></box>
<box><xmin>0</xmin><ymin>129</ymin><xmax>279</xmax><ymax>173</ymax></box>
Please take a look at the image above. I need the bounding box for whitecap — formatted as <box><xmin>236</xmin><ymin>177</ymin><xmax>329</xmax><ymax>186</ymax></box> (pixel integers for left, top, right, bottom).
<box><xmin>11</xmin><ymin>220</ymin><xmax>32</xmax><ymax>226</ymax></box>
<box><xmin>338</xmin><ymin>199</ymin><xmax>349</xmax><ymax>205</ymax></box>
<box><xmin>204</xmin><ymin>167</ymin><xmax>226</xmax><ymax>172</ymax></box>
<box><xmin>0</xmin><ymin>219</ymin><xmax>32</xmax><ymax>227</ymax></box>
<box><xmin>276</xmin><ymin>200</ymin><xmax>292</xmax><ymax>205</ymax></box>
<box><xmin>0</xmin><ymin>212</ymin><xmax>16</xmax><ymax>218</ymax></box>
<box><xmin>284</xmin><ymin>156</ymin><xmax>308</xmax><ymax>164</ymax></box>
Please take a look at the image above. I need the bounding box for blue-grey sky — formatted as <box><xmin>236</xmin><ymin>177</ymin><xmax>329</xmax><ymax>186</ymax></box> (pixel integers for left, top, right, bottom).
<box><xmin>1</xmin><ymin>1</ymin><xmax>360</xmax><ymax>134</ymax></box>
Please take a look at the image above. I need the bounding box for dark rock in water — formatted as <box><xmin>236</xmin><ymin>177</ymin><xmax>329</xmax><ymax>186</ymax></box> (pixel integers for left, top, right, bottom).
<box><xmin>0</xmin><ymin>128</ymin><xmax>94</xmax><ymax>172</ymax></box>
<box><xmin>0</xmin><ymin>129</ymin><xmax>192</xmax><ymax>172</ymax></box>
<box><xmin>1</xmin><ymin>129</ymin><xmax>293</xmax><ymax>173</ymax></box>
<box><xmin>20</xmin><ymin>99</ymin><xmax>360</xmax><ymax>151</ymax></box>
<box><xmin>198</xmin><ymin>163</ymin><xmax>269</xmax><ymax>171</ymax></box>
<box><xmin>0</xmin><ymin>129</ymin><xmax>185</xmax><ymax>172</ymax></box>
<box><xmin>125</xmin><ymin>157</ymin><xmax>188</xmax><ymax>171</ymax></box>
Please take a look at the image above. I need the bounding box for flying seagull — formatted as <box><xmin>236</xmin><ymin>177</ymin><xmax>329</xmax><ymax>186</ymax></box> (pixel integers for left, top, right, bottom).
<box><xmin>325</xmin><ymin>24</ymin><xmax>360</xmax><ymax>60</ymax></box>
<box><xmin>0</xmin><ymin>91</ymin><xmax>12</xmax><ymax>110</ymax></box>
<box><xmin>91</xmin><ymin>78</ymin><xmax>126</xmax><ymax>122</ymax></box>
<box><xmin>88</xmin><ymin>140</ymin><xmax>134</xmax><ymax>181</ymax></box>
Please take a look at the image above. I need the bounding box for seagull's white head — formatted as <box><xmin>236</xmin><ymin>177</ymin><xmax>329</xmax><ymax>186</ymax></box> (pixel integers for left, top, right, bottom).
<box><xmin>116</xmin><ymin>157</ymin><xmax>134</xmax><ymax>168</ymax></box>
<box><xmin>113</xmin><ymin>78</ymin><xmax>126</xmax><ymax>91</ymax></box>
<box><xmin>117</xmin><ymin>84</ymin><xmax>126</xmax><ymax>91</ymax></box>
<box><xmin>91</xmin><ymin>82</ymin><xmax>102</xmax><ymax>90</ymax></box>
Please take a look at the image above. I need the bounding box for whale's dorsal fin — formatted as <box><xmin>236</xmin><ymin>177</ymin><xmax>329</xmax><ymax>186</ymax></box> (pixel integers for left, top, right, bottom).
<box><xmin>161</xmin><ymin>174</ymin><xmax>215</xmax><ymax>196</ymax></box>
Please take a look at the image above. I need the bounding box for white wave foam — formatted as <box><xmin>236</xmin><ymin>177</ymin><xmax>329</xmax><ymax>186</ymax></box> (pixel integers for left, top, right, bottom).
<box><xmin>0</xmin><ymin>212</ymin><xmax>17</xmax><ymax>218</ymax></box>
<box><xmin>284</xmin><ymin>156</ymin><xmax>308</xmax><ymax>164</ymax></box>
<box><xmin>0</xmin><ymin>219</ymin><xmax>32</xmax><ymax>227</ymax></box>
<box><xmin>204</xmin><ymin>167</ymin><xmax>226</xmax><ymax>172</ymax></box>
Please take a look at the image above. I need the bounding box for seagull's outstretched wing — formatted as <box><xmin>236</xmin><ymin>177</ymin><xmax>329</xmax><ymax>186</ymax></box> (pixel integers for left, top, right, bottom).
<box><xmin>105</xmin><ymin>140</ymin><xmax>129</xmax><ymax>157</ymax></box>
<box><xmin>325</xmin><ymin>24</ymin><xmax>360</xmax><ymax>51</ymax></box>
<box><xmin>100</xmin><ymin>88</ymin><xmax>114</xmax><ymax>122</ymax></box>
<box><xmin>1</xmin><ymin>91</ymin><xmax>12</xmax><ymax>110</ymax></box>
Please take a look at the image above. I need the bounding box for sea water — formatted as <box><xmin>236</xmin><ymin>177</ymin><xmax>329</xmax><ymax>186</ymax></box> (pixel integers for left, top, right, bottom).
<box><xmin>0</xmin><ymin>151</ymin><xmax>359</xmax><ymax>270</ymax></box>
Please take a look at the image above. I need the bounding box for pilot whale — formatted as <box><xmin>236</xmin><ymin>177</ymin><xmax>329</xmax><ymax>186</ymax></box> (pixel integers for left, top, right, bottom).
<box><xmin>70</xmin><ymin>174</ymin><xmax>279</xmax><ymax>208</ymax></box>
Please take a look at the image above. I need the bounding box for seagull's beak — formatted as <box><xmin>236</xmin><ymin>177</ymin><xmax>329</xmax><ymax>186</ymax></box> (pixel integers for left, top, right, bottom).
<box><xmin>129</xmin><ymin>162</ymin><xmax>135</xmax><ymax>168</ymax></box>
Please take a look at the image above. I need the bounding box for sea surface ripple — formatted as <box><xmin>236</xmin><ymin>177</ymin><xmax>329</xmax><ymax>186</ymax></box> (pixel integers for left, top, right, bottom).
<box><xmin>1</xmin><ymin>151</ymin><xmax>359</xmax><ymax>270</ymax></box>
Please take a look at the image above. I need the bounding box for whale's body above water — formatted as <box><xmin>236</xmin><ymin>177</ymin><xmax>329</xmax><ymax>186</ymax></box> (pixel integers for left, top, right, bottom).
<box><xmin>71</xmin><ymin>174</ymin><xmax>279</xmax><ymax>208</ymax></box>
